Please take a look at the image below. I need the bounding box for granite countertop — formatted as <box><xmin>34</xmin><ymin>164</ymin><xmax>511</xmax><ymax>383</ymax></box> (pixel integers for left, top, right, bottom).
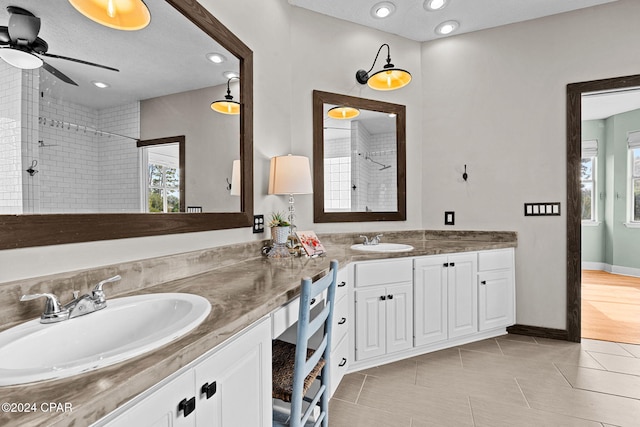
<box><xmin>0</xmin><ymin>233</ymin><xmax>516</xmax><ymax>427</ymax></box>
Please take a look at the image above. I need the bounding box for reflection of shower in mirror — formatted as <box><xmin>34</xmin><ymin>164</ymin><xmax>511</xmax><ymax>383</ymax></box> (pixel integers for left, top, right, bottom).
<box><xmin>358</xmin><ymin>152</ymin><xmax>392</xmax><ymax>171</ymax></box>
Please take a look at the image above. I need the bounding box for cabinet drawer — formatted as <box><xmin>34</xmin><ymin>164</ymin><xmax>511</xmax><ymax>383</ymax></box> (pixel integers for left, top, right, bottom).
<box><xmin>331</xmin><ymin>295</ymin><xmax>349</xmax><ymax>347</ymax></box>
<box><xmin>478</xmin><ymin>249</ymin><xmax>513</xmax><ymax>272</ymax></box>
<box><xmin>355</xmin><ymin>259</ymin><xmax>413</xmax><ymax>287</ymax></box>
<box><xmin>330</xmin><ymin>334</ymin><xmax>349</xmax><ymax>397</ymax></box>
<box><xmin>271</xmin><ymin>290</ymin><xmax>325</xmax><ymax>339</ymax></box>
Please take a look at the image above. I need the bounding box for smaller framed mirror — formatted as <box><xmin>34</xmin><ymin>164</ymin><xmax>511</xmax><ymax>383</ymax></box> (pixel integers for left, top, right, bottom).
<box><xmin>313</xmin><ymin>90</ymin><xmax>406</xmax><ymax>223</ymax></box>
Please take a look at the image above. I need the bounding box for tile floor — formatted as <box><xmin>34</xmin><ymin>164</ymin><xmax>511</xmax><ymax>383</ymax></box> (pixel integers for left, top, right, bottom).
<box><xmin>329</xmin><ymin>334</ymin><xmax>640</xmax><ymax>426</ymax></box>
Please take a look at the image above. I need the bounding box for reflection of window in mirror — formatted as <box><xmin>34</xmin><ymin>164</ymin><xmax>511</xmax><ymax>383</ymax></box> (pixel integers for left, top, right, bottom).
<box><xmin>137</xmin><ymin>136</ymin><xmax>185</xmax><ymax>213</ymax></box>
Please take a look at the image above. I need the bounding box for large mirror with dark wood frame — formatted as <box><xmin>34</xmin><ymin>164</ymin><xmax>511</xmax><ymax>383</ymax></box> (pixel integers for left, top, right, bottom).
<box><xmin>312</xmin><ymin>90</ymin><xmax>406</xmax><ymax>223</ymax></box>
<box><xmin>0</xmin><ymin>0</ymin><xmax>253</xmax><ymax>249</ymax></box>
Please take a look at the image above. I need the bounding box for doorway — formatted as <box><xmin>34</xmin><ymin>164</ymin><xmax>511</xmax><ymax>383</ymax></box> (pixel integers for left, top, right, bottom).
<box><xmin>137</xmin><ymin>136</ymin><xmax>186</xmax><ymax>213</ymax></box>
<box><xmin>567</xmin><ymin>74</ymin><xmax>640</xmax><ymax>343</ymax></box>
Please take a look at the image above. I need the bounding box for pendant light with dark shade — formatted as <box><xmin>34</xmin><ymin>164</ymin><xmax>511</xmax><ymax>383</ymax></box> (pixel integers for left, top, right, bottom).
<box><xmin>211</xmin><ymin>77</ymin><xmax>240</xmax><ymax>115</ymax></box>
<box><xmin>355</xmin><ymin>43</ymin><xmax>411</xmax><ymax>91</ymax></box>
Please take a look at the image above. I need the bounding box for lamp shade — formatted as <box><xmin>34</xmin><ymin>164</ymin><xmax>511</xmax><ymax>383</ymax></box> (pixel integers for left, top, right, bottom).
<box><xmin>367</xmin><ymin>67</ymin><xmax>412</xmax><ymax>91</ymax></box>
<box><xmin>268</xmin><ymin>155</ymin><xmax>313</xmax><ymax>195</ymax></box>
<box><xmin>230</xmin><ymin>159</ymin><xmax>241</xmax><ymax>196</ymax></box>
<box><xmin>211</xmin><ymin>100</ymin><xmax>240</xmax><ymax>115</ymax></box>
<box><xmin>68</xmin><ymin>0</ymin><xmax>151</xmax><ymax>31</ymax></box>
<box><xmin>327</xmin><ymin>106</ymin><xmax>360</xmax><ymax>120</ymax></box>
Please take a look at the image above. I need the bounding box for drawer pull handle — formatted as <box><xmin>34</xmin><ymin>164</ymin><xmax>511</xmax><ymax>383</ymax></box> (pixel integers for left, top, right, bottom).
<box><xmin>387</xmin><ymin>294</ymin><xmax>394</xmax><ymax>300</ymax></box>
<box><xmin>480</xmin><ymin>280</ymin><xmax>487</xmax><ymax>285</ymax></box>
<box><xmin>338</xmin><ymin>317</ymin><xmax>346</xmax><ymax>325</ymax></box>
<box><xmin>338</xmin><ymin>358</ymin><xmax>347</xmax><ymax>367</ymax></box>
<box><xmin>201</xmin><ymin>381</ymin><xmax>217</xmax><ymax>399</ymax></box>
<box><xmin>338</xmin><ymin>281</ymin><xmax>346</xmax><ymax>287</ymax></box>
<box><xmin>380</xmin><ymin>295</ymin><xmax>386</xmax><ymax>300</ymax></box>
<box><xmin>310</xmin><ymin>298</ymin><xmax>316</xmax><ymax>305</ymax></box>
<box><xmin>178</xmin><ymin>397</ymin><xmax>196</xmax><ymax>417</ymax></box>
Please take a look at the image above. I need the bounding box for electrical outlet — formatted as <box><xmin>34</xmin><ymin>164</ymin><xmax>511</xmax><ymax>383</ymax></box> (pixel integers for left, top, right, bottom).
<box><xmin>444</xmin><ymin>211</ymin><xmax>455</xmax><ymax>225</ymax></box>
<box><xmin>253</xmin><ymin>214</ymin><xmax>264</xmax><ymax>233</ymax></box>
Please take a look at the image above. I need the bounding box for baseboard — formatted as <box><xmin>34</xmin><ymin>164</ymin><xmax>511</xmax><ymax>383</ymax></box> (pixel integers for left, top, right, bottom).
<box><xmin>581</xmin><ymin>262</ymin><xmax>640</xmax><ymax>278</ymax></box>
<box><xmin>507</xmin><ymin>324</ymin><xmax>569</xmax><ymax>341</ymax></box>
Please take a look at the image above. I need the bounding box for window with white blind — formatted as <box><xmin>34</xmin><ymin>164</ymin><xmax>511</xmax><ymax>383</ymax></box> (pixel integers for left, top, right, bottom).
<box><xmin>628</xmin><ymin>131</ymin><xmax>640</xmax><ymax>223</ymax></box>
<box><xmin>581</xmin><ymin>139</ymin><xmax>598</xmax><ymax>222</ymax></box>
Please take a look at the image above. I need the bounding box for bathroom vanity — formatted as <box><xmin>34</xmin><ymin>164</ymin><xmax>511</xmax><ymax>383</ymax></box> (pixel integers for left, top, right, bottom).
<box><xmin>0</xmin><ymin>230</ymin><xmax>516</xmax><ymax>427</ymax></box>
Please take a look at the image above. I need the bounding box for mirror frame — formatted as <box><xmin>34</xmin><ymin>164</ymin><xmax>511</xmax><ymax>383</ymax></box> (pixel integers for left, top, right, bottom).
<box><xmin>312</xmin><ymin>90</ymin><xmax>406</xmax><ymax>223</ymax></box>
<box><xmin>565</xmin><ymin>73</ymin><xmax>640</xmax><ymax>342</ymax></box>
<box><xmin>0</xmin><ymin>0</ymin><xmax>253</xmax><ymax>250</ymax></box>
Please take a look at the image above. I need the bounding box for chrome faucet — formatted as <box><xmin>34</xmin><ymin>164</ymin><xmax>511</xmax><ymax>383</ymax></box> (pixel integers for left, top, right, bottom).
<box><xmin>20</xmin><ymin>275</ymin><xmax>121</xmax><ymax>324</ymax></box>
<box><xmin>359</xmin><ymin>234</ymin><xmax>383</xmax><ymax>245</ymax></box>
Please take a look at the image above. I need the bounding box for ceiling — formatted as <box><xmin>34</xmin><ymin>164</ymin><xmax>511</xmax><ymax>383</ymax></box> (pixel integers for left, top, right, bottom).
<box><xmin>0</xmin><ymin>0</ymin><xmax>238</xmax><ymax>109</ymax></box>
<box><xmin>289</xmin><ymin>0</ymin><xmax>618</xmax><ymax>42</ymax></box>
<box><xmin>582</xmin><ymin>88</ymin><xmax>640</xmax><ymax>121</ymax></box>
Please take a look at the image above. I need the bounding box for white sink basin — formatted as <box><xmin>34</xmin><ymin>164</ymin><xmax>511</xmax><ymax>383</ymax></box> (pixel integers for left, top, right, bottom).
<box><xmin>350</xmin><ymin>243</ymin><xmax>414</xmax><ymax>253</ymax></box>
<box><xmin>0</xmin><ymin>293</ymin><xmax>211</xmax><ymax>386</ymax></box>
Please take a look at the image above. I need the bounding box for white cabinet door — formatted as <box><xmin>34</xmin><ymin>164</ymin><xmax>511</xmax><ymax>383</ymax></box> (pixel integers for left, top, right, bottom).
<box><xmin>414</xmin><ymin>255</ymin><xmax>448</xmax><ymax>346</ymax></box>
<box><xmin>478</xmin><ymin>269</ymin><xmax>514</xmax><ymax>331</ymax></box>
<box><xmin>355</xmin><ymin>287</ymin><xmax>386</xmax><ymax>361</ymax></box>
<box><xmin>195</xmin><ymin>318</ymin><xmax>271</xmax><ymax>427</ymax></box>
<box><xmin>385</xmin><ymin>282</ymin><xmax>413</xmax><ymax>354</ymax></box>
<box><xmin>104</xmin><ymin>369</ymin><xmax>196</xmax><ymax>427</ymax></box>
<box><xmin>447</xmin><ymin>253</ymin><xmax>478</xmax><ymax>339</ymax></box>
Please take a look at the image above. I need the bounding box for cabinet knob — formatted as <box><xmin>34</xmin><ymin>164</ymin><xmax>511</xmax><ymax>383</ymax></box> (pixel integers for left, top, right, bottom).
<box><xmin>480</xmin><ymin>280</ymin><xmax>487</xmax><ymax>285</ymax></box>
<box><xmin>338</xmin><ymin>281</ymin><xmax>346</xmax><ymax>287</ymax></box>
<box><xmin>450</xmin><ymin>262</ymin><xmax>455</xmax><ymax>267</ymax></box>
<box><xmin>201</xmin><ymin>381</ymin><xmax>217</xmax><ymax>399</ymax></box>
<box><xmin>380</xmin><ymin>295</ymin><xmax>386</xmax><ymax>300</ymax></box>
<box><xmin>443</xmin><ymin>262</ymin><xmax>449</xmax><ymax>267</ymax></box>
<box><xmin>178</xmin><ymin>397</ymin><xmax>196</xmax><ymax>417</ymax></box>
<box><xmin>338</xmin><ymin>358</ymin><xmax>347</xmax><ymax>367</ymax></box>
<box><xmin>387</xmin><ymin>294</ymin><xmax>394</xmax><ymax>300</ymax></box>
<box><xmin>338</xmin><ymin>317</ymin><xmax>346</xmax><ymax>325</ymax></box>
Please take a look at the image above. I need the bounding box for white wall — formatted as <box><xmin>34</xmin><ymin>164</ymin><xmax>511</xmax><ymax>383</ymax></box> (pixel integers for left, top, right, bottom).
<box><xmin>3</xmin><ymin>0</ymin><xmax>640</xmax><ymax>331</ymax></box>
<box><xmin>421</xmin><ymin>0</ymin><xmax>640</xmax><ymax>329</ymax></box>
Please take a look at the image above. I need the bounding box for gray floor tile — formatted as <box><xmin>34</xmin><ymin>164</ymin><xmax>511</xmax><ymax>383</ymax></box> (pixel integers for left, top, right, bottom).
<box><xmin>332</xmin><ymin>372</ymin><xmax>365</xmax><ymax>403</ymax></box>
<box><xmin>457</xmin><ymin>337</ymin><xmax>503</xmax><ymax>354</ymax></box>
<box><xmin>497</xmin><ymin>333</ymin><xmax>537</xmax><ymax>343</ymax></box>
<box><xmin>581</xmin><ymin>338</ymin><xmax>635</xmax><ymax>357</ymax></box>
<box><xmin>329</xmin><ymin>398</ymin><xmax>411</xmax><ymax>427</ymax></box>
<box><xmin>469</xmin><ymin>396</ymin><xmax>604</xmax><ymax>427</ymax></box>
<box><xmin>358</xmin><ymin>358</ymin><xmax>417</xmax><ymax>384</ymax></box>
<box><xmin>357</xmin><ymin>375</ymin><xmax>474</xmax><ymax>426</ymax></box>
<box><xmin>497</xmin><ymin>339</ymin><xmax>602</xmax><ymax>368</ymax></box>
<box><xmin>619</xmin><ymin>342</ymin><xmax>640</xmax><ymax>358</ymax></box>
<box><xmin>408</xmin><ymin>347</ymin><xmax>462</xmax><ymax>368</ymax></box>
<box><xmin>519</xmin><ymin>376</ymin><xmax>640</xmax><ymax>426</ymax></box>
<box><xmin>557</xmin><ymin>363</ymin><xmax>640</xmax><ymax>399</ymax></box>
<box><xmin>589</xmin><ymin>351</ymin><xmax>640</xmax><ymax>376</ymax></box>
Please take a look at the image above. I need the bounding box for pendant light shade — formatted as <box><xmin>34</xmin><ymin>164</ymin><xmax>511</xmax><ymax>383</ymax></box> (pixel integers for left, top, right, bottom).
<box><xmin>211</xmin><ymin>76</ymin><xmax>240</xmax><ymax>115</ymax></box>
<box><xmin>68</xmin><ymin>0</ymin><xmax>151</xmax><ymax>31</ymax></box>
<box><xmin>356</xmin><ymin>43</ymin><xmax>411</xmax><ymax>91</ymax></box>
<box><xmin>327</xmin><ymin>106</ymin><xmax>360</xmax><ymax>120</ymax></box>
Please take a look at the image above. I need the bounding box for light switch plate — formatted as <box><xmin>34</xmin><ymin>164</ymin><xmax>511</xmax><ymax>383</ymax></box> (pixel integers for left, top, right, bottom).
<box><xmin>524</xmin><ymin>202</ymin><xmax>561</xmax><ymax>216</ymax></box>
<box><xmin>253</xmin><ymin>215</ymin><xmax>264</xmax><ymax>233</ymax></box>
<box><xmin>445</xmin><ymin>211</ymin><xmax>455</xmax><ymax>225</ymax></box>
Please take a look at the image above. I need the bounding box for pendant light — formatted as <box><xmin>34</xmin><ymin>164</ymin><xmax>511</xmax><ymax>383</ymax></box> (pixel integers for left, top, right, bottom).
<box><xmin>327</xmin><ymin>106</ymin><xmax>360</xmax><ymax>120</ymax></box>
<box><xmin>68</xmin><ymin>0</ymin><xmax>151</xmax><ymax>31</ymax></box>
<box><xmin>355</xmin><ymin>43</ymin><xmax>411</xmax><ymax>91</ymax></box>
<box><xmin>211</xmin><ymin>76</ymin><xmax>240</xmax><ymax>115</ymax></box>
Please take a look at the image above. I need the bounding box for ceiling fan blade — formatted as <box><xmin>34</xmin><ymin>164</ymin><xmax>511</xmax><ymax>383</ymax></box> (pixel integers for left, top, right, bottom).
<box><xmin>40</xmin><ymin>52</ymin><xmax>119</xmax><ymax>72</ymax></box>
<box><xmin>0</xmin><ymin>26</ymin><xmax>9</xmax><ymax>44</ymax></box>
<box><xmin>7</xmin><ymin>10</ymin><xmax>41</xmax><ymax>44</ymax></box>
<box><xmin>42</xmin><ymin>61</ymin><xmax>78</xmax><ymax>86</ymax></box>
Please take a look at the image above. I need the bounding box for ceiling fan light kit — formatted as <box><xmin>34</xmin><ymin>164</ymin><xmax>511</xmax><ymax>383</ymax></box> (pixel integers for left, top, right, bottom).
<box><xmin>355</xmin><ymin>43</ymin><xmax>411</xmax><ymax>91</ymax></box>
<box><xmin>68</xmin><ymin>0</ymin><xmax>151</xmax><ymax>31</ymax></box>
<box><xmin>0</xmin><ymin>48</ymin><xmax>42</xmax><ymax>69</ymax></box>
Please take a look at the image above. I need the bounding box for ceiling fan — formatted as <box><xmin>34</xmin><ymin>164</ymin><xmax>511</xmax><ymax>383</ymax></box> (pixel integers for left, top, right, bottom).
<box><xmin>0</xmin><ymin>5</ymin><xmax>118</xmax><ymax>86</ymax></box>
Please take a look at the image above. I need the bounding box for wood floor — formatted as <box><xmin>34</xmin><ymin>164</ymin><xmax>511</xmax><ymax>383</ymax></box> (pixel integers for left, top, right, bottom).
<box><xmin>581</xmin><ymin>270</ymin><xmax>640</xmax><ymax>344</ymax></box>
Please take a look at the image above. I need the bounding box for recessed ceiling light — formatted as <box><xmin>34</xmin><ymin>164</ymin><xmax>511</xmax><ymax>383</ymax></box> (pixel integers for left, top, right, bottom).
<box><xmin>91</xmin><ymin>81</ymin><xmax>110</xmax><ymax>89</ymax></box>
<box><xmin>223</xmin><ymin>71</ymin><xmax>239</xmax><ymax>79</ymax></box>
<box><xmin>206</xmin><ymin>53</ymin><xmax>226</xmax><ymax>64</ymax></box>
<box><xmin>371</xmin><ymin>2</ymin><xmax>395</xmax><ymax>19</ymax></box>
<box><xmin>424</xmin><ymin>0</ymin><xmax>448</xmax><ymax>11</ymax></box>
<box><xmin>388</xmin><ymin>113</ymin><xmax>397</xmax><ymax>118</ymax></box>
<box><xmin>435</xmin><ymin>20</ymin><xmax>459</xmax><ymax>35</ymax></box>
